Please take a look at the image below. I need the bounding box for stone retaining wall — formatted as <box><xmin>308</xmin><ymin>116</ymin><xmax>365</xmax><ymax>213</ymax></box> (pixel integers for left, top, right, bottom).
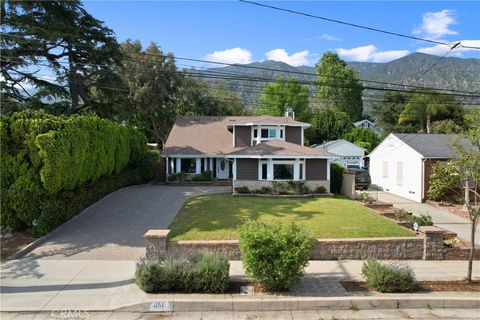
<box><xmin>311</xmin><ymin>237</ymin><xmax>424</xmax><ymax>260</ymax></box>
<box><xmin>145</xmin><ymin>226</ymin><xmax>475</xmax><ymax>261</ymax></box>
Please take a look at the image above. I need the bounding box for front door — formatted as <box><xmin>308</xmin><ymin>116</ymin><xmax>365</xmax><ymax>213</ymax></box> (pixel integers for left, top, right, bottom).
<box><xmin>216</xmin><ymin>158</ymin><xmax>229</xmax><ymax>180</ymax></box>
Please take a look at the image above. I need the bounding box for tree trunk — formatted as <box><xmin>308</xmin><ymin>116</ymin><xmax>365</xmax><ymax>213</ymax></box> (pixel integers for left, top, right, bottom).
<box><xmin>426</xmin><ymin>114</ymin><xmax>431</xmax><ymax>134</ymax></box>
<box><xmin>67</xmin><ymin>43</ymin><xmax>79</xmax><ymax>112</ymax></box>
<box><xmin>467</xmin><ymin>215</ymin><xmax>478</xmax><ymax>283</ymax></box>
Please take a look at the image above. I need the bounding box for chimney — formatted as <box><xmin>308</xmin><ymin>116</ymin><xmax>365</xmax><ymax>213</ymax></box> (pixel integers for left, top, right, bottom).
<box><xmin>285</xmin><ymin>108</ymin><xmax>295</xmax><ymax>120</ymax></box>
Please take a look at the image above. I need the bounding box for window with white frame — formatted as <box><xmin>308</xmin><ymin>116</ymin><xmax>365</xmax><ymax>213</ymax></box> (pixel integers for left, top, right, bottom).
<box><xmin>252</xmin><ymin>126</ymin><xmax>285</xmax><ymax>145</ymax></box>
<box><xmin>259</xmin><ymin>159</ymin><xmax>305</xmax><ymax>181</ymax></box>
<box><xmin>382</xmin><ymin>161</ymin><xmax>388</xmax><ymax>178</ymax></box>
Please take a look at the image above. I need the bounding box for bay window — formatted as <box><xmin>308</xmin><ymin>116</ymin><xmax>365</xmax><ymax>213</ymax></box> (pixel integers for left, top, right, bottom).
<box><xmin>259</xmin><ymin>159</ymin><xmax>305</xmax><ymax>181</ymax></box>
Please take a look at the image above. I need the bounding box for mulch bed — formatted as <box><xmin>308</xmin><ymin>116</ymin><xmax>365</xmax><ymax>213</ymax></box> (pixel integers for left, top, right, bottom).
<box><xmin>341</xmin><ymin>280</ymin><xmax>480</xmax><ymax>293</ymax></box>
<box><xmin>1</xmin><ymin>231</ymin><xmax>36</xmax><ymax>260</ymax></box>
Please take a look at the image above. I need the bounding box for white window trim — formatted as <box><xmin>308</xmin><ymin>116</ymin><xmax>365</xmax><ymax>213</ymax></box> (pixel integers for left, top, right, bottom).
<box><xmin>259</xmin><ymin>159</ymin><xmax>305</xmax><ymax>181</ymax></box>
<box><xmin>251</xmin><ymin>125</ymin><xmax>285</xmax><ymax>146</ymax></box>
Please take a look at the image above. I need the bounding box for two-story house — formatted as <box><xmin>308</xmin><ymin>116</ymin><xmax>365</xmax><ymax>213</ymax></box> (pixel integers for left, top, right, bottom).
<box><xmin>162</xmin><ymin>110</ymin><xmax>335</xmax><ymax>192</ymax></box>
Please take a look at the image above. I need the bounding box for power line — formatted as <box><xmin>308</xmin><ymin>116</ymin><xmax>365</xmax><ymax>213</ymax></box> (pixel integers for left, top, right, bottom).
<box><xmin>239</xmin><ymin>0</ymin><xmax>462</xmax><ymax>48</ymax></box>
<box><xmin>2</xmin><ymin>33</ymin><xmax>478</xmax><ymax>96</ymax></box>
<box><xmin>421</xmin><ymin>42</ymin><xmax>461</xmax><ymax>77</ymax></box>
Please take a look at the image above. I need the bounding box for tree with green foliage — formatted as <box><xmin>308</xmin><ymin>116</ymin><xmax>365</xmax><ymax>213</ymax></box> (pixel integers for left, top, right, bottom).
<box><xmin>1</xmin><ymin>0</ymin><xmax>123</xmax><ymax>114</ymax></box>
<box><xmin>371</xmin><ymin>92</ymin><xmax>416</xmax><ymax>134</ymax></box>
<box><xmin>1</xmin><ymin>110</ymin><xmax>152</xmax><ymax>235</ymax></box>
<box><xmin>426</xmin><ymin>116</ymin><xmax>479</xmax><ymax>282</ymax></box>
<box><xmin>259</xmin><ymin>77</ymin><xmax>310</xmax><ymax>121</ymax></box>
<box><xmin>305</xmin><ymin>109</ymin><xmax>353</xmax><ymax>145</ymax></box>
<box><xmin>344</xmin><ymin>127</ymin><xmax>379</xmax><ymax>153</ymax></box>
<box><xmin>315</xmin><ymin>52</ymin><xmax>363</xmax><ymax>121</ymax></box>
<box><xmin>398</xmin><ymin>92</ymin><xmax>463</xmax><ymax>133</ymax></box>
<box><xmin>121</xmin><ymin>40</ymin><xmax>183</xmax><ymax>146</ymax></box>
<box><xmin>430</xmin><ymin>119</ymin><xmax>463</xmax><ymax>134</ymax></box>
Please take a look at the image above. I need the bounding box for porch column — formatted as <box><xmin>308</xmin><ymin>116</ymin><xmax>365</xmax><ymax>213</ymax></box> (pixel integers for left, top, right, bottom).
<box><xmin>267</xmin><ymin>158</ymin><xmax>273</xmax><ymax>180</ymax></box>
<box><xmin>203</xmin><ymin>158</ymin><xmax>208</xmax><ymax>172</ymax></box>
<box><xmin>327</xmin><ymin>159</ymin><xmax>331</xmax><ymax>180</ymax></box>
<box><xmin>166</xmin><ymin>156</ymin><xmax>169</xmax><ymax>176</ymax></box>
<box><xmin>195</xmin><ymin>158</ymin><xmax>201</xmax><ymax>174</ymax></box>
<box><xmin>294</xmin><ymin>158</ymin><xmax>300</xmax><ymax>181</ymax></box>
<box><xmin>232</xmin><ymin>158</ymin><xmax>237</xmax><ymax>180</ymax></box>
<box><xmin>176</xmin><ymin>158</ymin><xmax>181</xmax><ymax>174</ymax></box>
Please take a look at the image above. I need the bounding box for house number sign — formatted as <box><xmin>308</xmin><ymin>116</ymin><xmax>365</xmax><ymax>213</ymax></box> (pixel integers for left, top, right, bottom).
<box><xmin>150</xmin><ymin>300</ymin><xmax>173</xmax><ymax>312</ymax></box>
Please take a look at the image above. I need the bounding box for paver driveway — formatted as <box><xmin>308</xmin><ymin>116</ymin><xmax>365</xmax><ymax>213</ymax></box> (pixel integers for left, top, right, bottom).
<box><xmin>22</xmin><ymin>185</ymin><xmax>229</xmax><ymax>260</ymax></box>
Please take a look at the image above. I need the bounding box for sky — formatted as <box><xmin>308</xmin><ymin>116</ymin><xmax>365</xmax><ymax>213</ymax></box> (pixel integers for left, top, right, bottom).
<box><xmin>83</xmin><ymin>1</ymin><xmax>480</xmax><ymax>67</ymax></box>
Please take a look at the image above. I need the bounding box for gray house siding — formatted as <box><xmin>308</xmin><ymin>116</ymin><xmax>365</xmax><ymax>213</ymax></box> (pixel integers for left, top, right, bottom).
<box><xmin>306</xmin><ymin>159</ymin><xmax>327</xmax><ymax>180</ymax></box>
<box><xmin>235</xmin><ymin>126</ymin><xmax>251</xmax><ymax>148</ymax></box>
<box><xmin>236</xmin><ymin>159</ymin><xmax>258</xmax><ymax>180</ymax></box>
<box><xmin>285</xmin><ymin>126</ymin><xmax>302</xmax><ymax>145</ymax></box>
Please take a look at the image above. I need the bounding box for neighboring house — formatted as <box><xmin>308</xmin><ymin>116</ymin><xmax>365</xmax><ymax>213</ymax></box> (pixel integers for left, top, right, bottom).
<box><xmin>314</xmin><ymin>139</ymin><xmax>366</xmax><ymax>168</ymax></box>
<box><xmin>354</xmin><ymin>119</ymin><xmax>382</xmax><ymax>137</ymax></box>
<box><xmin>162</xmin><ymin>111</ymin><xmax>336</xmax><ymax>191</ymax></box>
<box><xmin>369</xmin><ymin>133</ymin><xmax>467</xmax><ymax>203</ymax></box>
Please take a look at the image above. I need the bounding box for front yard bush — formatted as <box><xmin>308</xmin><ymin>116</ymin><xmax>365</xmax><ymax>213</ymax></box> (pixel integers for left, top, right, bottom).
<box><xmin>135</xmin><ymin>252</ymin><xmax>230</xmax><ymax>293</ymax></box>
<box><xmin>0</xmin><ymin>110</ymin><xmax>152</xmax><ymax>235</ymax></box>
<box><xmin>238</xmin><ymin>221</ymin><xmax>313</xmax><ymax>291</ymax></box>
<box><xmin>361</xmin><ymin>260</ymin><xmax>416</xmax><ymax>293</ymax></box>
<box><xmin>330</xmin><ymin>163</ymin><xmax>345</xmax><ymax>194</ymax></box>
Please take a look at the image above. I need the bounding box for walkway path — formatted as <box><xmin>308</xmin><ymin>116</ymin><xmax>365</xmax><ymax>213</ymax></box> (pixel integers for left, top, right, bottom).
<box><xmin>1</xmin><ymin>259</ymin><xmax>478</xmax><ymax>312</ymax></box>
<box><xmin>21</xmin><ymin>185</ymin><xmax>229</xmax><ymax>260</ymax></box>
<box><xmin>368</xmin><ymin>191</ymin><xmax>479</xmax><ymax>244</ymax></box>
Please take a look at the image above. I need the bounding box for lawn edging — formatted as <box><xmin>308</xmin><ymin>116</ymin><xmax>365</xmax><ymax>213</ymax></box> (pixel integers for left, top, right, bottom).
<box><xmin>232</xmin><ymin>193</ymin><xmax>334</xmax><ymax>198</ymax></box>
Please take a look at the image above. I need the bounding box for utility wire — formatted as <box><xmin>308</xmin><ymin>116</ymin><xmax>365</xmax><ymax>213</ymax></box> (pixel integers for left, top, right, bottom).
<box><xmin>420</xmin><ymin>42</ymin><xmax>461</xmax><ymax>77</ymax></box>
<box><xmin>2</xmin><ymin>33</ymin><xmax>478</xmax><ymax>95</ymax></box>
<box><xmin>3</xmin><ymin>57</ymin><xmax>480</xmax><ymax>99</ymax></box>
<box><xmin>239</xmin><ymin>0</ymin><xmax>461</xmax><ymax>48</ymax></box>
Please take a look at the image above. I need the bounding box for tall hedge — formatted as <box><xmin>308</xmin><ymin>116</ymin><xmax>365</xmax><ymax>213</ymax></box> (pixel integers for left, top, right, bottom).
<box><xmin>1</xmin><ymin>110</ymin><xmax>154</xmax><ymax>235</ymax></box>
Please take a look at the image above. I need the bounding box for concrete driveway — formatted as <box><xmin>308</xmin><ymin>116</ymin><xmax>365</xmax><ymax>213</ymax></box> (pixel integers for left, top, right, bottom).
<box><xmin>369</xmin><ymin>191</ymin><xmax>479</xmax><ymax>244</ymax></box>
<box><xmin>21</xmin><ymin>185</ymin><xmax>229</xmax><ymax>260</ymax></box>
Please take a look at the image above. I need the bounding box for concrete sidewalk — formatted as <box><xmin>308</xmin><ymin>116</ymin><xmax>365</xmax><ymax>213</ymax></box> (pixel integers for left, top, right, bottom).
<box><xmin>1</xmin><ymin>259</ymin><xmax>478</xmax><ymax>312</ymax></box>
<box><xmin>368</xmin><ymin>191</ymin><xmax>479</xmax><ymax>244</ymax></box>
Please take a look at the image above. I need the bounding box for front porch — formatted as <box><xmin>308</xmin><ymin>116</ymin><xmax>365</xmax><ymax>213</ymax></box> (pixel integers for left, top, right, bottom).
<box><xmin>166</xmin><ymin>156</ymin><xmax>232</xmax><ymax>182</ymax></box>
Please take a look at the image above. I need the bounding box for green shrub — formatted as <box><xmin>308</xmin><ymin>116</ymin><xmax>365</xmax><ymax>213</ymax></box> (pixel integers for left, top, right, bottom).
<box><xmin>413</xmin><ymin>214</ymin><xmax>433</xmax><ymax>226</ymax></box>
<box><xmin>287</xmin><ymin>181</ymin><xmax>310</xmax><ymax>195</ymax></box>
<box><xmin>200</xmin><ymin>170</ymin><xmax>212</xmax><ymax>181</ymax></box>
<box><xmin>427</xmin><ymin>161</ymin><xmax>461</xmax><ymax>201</ymax></box>
<box><xmin>330</xmin><ymin>163</ymin><xmax>345</xmax><ymax>194</ymax></box>
<box><xmin>238</xmin><ymin>221</ymin><xmax>313</xmax><ymax>291</ymax></box>
<box><xmin>394</xmin><ymin>208</ymin><xmax>413</xmax><ymax>222</ymax></box>
<box><xmin>235</xmin><ymin>186</ymin><xmax>250</xmax><ymax>194</ymax></box>
<box><xmin>315</xmin><ymin>186</ymin><xmax>326</xmax><ymax>194</ymax></box>
<box><xmin>0</xmin><ymin>110</ymin><xmax>151</xmax><ymax>234</ymax></box>
<box><xmin>258</xmin><ymin>186</ymin><xmax>272</xmax><ymax>194</ymax></box>
<box><xmin>361</xmin><ymin>260</ymin><xmax>416</xmax><ymax>293</ymax></box>
<box><xmin>135</xmin><ymin>252</ymin><xmax>230</xmax><ymax>293</ymax></box>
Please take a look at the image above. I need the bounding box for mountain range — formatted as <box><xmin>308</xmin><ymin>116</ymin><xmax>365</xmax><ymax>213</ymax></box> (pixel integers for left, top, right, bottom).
<box><xmin>201</xmin><ymin>52</ymin><xmax>480</xmax><ymax>113</ymax></box>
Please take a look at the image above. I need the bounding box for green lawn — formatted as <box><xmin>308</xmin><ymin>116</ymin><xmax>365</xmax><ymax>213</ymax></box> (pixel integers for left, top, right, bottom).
<box><xmin>169</xmin><ymin>194</ymin><xmax>414</xmax><ymax>240</ymax></box>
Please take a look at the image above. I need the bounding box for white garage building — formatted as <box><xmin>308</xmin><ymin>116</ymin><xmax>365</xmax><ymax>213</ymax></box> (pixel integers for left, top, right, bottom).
<box><xmin>369</xmin><ymin>133</ymin><xmax>463</xmax><ymax>203</ymax></box>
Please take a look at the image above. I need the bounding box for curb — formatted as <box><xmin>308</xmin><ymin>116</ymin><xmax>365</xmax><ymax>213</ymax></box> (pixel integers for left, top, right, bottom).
<box><xmin>116</xmin><ymin>295</ymin><xmax>480</xmax><ymax>313</ymax></box>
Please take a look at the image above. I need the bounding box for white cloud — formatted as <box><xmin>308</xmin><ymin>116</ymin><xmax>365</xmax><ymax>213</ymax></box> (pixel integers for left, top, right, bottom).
<box><xmin>320</xmin><ymin>33</ymin><xmax>341</xmax><ymax>41</ymax></box>
<box><xmin>413</xmin><ymin>10</ymin><xmax>457</xmax><ymax>40</ymax></box>
<box><xmin>417</xmin><ymin>39</ymin><xmax>480</xmax><ymax>56</ymax></box>
<box><xmin>336</xmin><ymin>45</ymin><xmax>409</xmax><ymax>62</ymax></box>
<box><xmin>265</xmin><ymin>49</ymin><xmax>312</xmax><ymax>66</ymax></box>
<box><xmin>204</xmin><ymin>47</ymin><xmax>252</xmax><ymax>64</ymax></box>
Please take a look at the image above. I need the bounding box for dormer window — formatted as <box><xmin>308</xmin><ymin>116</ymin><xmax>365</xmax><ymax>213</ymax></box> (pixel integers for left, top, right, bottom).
<box><xmin>251</xmin><ymin>125</ymin><xmax>286</xmax><ymax>146</ymax></box>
